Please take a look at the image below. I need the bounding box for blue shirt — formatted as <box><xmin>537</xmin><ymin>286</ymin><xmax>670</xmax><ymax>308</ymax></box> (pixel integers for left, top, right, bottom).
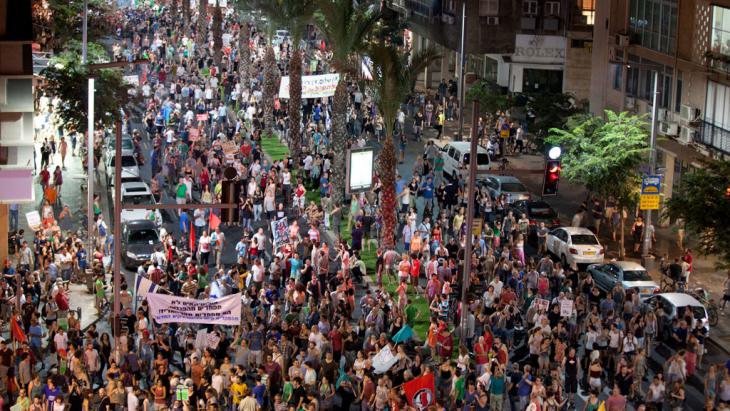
<box><xmin>289</xmin><ymin>258</ymin><xmax>302</xmax><ymax>278</ymax></box>
<box><xmin>179</xmin><ymin>212</ymin><xmax>190</xmax><ymax>232</ymax></box>
<box><xmin>29</xmin><ymin>324</ymin><xmax>43</xmax><ymax>348</ymax></box>
<box><xmin>253</xmin><ymin>384</ymin><xmax>266</xmax><ymax>405</ymax></box>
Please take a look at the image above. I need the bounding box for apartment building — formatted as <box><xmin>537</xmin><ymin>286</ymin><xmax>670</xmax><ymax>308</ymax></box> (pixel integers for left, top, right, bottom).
<box><xmin>0</xmin><ymin>0</ymin><xmax>35</xmax><ymax>262</ymax></box>
<box><xmin>590</xmin><ymin>0</ymin><xmax>730</xmax><ymax>222</ymax></box>
<box><xmin>388</xmin><ymin>0</ymin><xmax>596</xmax><ymax>101</ymax></box>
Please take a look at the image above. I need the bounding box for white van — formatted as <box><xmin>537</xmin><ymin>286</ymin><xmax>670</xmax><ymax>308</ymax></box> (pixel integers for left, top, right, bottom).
<box><xmin>440</xmin><ymin>142</ymin><xmax>491</xmax><ymax>181</ymax></box>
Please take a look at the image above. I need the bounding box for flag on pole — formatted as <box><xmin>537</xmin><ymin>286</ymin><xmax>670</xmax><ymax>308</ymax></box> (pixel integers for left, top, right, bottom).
<box><xmin>403</xmin><ymin>373</ymin><xmax>436</xmax><ymax>410</ymax></box>
<box><xmin>392</xmin><ymin>324</ymin><xmax>414</xmax><ymax>344</ymax></box>
<box><xmin>135</xmin><ymin>273</ymin><xmax>159</xmax><ymax>301</ymax></box>
<box><xmin>189</xmin><ymin>223</ymin><xmax>196</xmax><ymax>252</ymax></box>
<box><xmin>209</xmin><ymin>212</ymin><xmax>221</xmax><ymax>231</ymax></box>
<box><xmin>10</xmin><ymin>316</ymin><xmax>26</xmax><ymax>344</ymax></box>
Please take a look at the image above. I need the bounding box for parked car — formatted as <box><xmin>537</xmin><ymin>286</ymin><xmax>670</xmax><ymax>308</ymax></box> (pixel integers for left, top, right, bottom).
<box><xmin>121</xmin><ymin>220</ymin><xmax>160</xmax><ymax>269</ymax></box>
<box><xmin>587</xmin><ymin>261</ymin><xmax>660</xmax><ymax>299</ymax></box>
<box><xmin>440</xmin><ymin>142</ymin><xmax>491</xmax><ymax>181</ymax></box>
<box><xmin>105</xmin><ymin>149</ymin><xmax>140</xmax><ymax>186</ymax></box>
<box><xmin>508</xmin><ymin>200</ymin><xmax>560</xmax><ymax>240</ymax></box>
<box><xmin>479</xmin><ymin>175</ymin><xmax>531</xmax><ymax>204</ymax></box>
<box><xmin>103</xmin><ymin>133</ymin><xmax>134</xmax><ymax>162</ymax></box>
<box><xmin>546</xmin><ymin>227</ymin><xmax>604</xmax><ymax>270</ymax></box>
<box><xmin>119</xmin><ymin>181</ymin><xmax>162</xmax><ymax>226</ymax></box>
<box><xmin>644</xmin><ymin>292</ymin><xmax>711</xmax><ymax>337</ymax></box>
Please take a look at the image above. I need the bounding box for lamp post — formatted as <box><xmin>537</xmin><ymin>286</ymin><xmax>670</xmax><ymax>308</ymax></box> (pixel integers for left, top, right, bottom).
<box><xmin>642</xmin><ymin>71</ymin><xmax>659</xmax><ymax>264</ymax></box>
<box><xmin>456</xmin><ymin>0</ymin><xmax>466</xmax><ymax>141</ymax></box>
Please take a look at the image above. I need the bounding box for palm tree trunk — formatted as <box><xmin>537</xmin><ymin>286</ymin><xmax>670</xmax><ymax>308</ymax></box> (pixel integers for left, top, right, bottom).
<box><xmin>288</xmin><ymin>48</ymin><xmax>303</xmax><ymax>162</ymax></box>
<box><xmin>170</xmin><ymin>0</ymin><xmax>178</xmax><ymax>27</ymax></box>
<box><xmin>182</xmin><ymin>0</ymin><xmax>190</xmax><ymax>26</ymax></box>
<box><xmin>212</xmin><ymin>1</ymin><xmax>223</xmax><ymax>69</ymax></box>
<box><xmin>379</xmin><ymin>134</ymin><xmax>398</xmax><ymax>250</ymax></box>
<box><xmin>262</xmin><ymin>46</ymin><xmax>279</xmax><ymax>136</ymax></box>
<box><xmin>196</xmin><ymin>0</ymin><xmax>207</xmax><ymax>47</ymax></box>
<box><xmin>239</xmin><ymin>22</ymin><xmax>250</xmax><ymax>88</ymax></box>
<box><xmin>330</xmin><ymin>80</ymin><xmax>348</xmax><ymax>208</ymax></box>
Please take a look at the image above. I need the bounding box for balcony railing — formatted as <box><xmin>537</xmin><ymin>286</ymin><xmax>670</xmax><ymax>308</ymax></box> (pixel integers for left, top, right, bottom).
<box><xmin>700</xmin><ymin>121</ymin><xmax>730</xmax><ymax>155</ymax></box>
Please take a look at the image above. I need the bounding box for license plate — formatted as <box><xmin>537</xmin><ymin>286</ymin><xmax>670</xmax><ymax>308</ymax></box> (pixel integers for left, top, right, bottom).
<box><xmin>584</xmin><ymin>251</ymin><xmax>596</xmax><ymax>256</ymax></box>
<box><xmin>641</xmin><ymin>289</ymin><xmax>650</xmax><ymax>294</ymax></box>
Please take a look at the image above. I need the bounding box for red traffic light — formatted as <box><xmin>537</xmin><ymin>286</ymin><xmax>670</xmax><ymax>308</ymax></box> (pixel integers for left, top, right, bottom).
<box><xmin>543</xmin><ymin>159</ymin><xmax>561</xmax><ymax>196</ymax></box>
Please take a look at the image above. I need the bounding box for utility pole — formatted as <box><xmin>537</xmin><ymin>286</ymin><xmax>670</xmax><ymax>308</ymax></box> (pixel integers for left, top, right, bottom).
<box><xmin>456</xmin><ymin>0</ymin><xmax>466</xmax><ymax>141</ymax></box>
<box><xmin>113</xmin><ymin>120</ymin><xmax>122</xmax><ymax>358</ymax></box>
<box><xmin>83</xmin><ymin>0</ymin><xmax>96</xmax><ymax>260</ymax></box>
<box><xmin>459</xmin><ymin>100</ymin><xmax>479</xmax><ymax>340</ymax></box>
<box><xmin>642</xmin><ymin>71</ymin><xmax>659</xmax><ymax>264</ymax></box>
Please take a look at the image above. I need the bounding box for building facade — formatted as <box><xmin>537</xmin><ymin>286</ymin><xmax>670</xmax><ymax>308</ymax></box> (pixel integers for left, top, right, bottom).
<box><xmin>0</xmin><ymin>0</ymin><xmax>36</xmax><ymax>262</ymax></box>
<box><xmin>590</xmin><ymin>0</ymin><xmax>730</xmax><ymax>224</ymax></box>
<box><xmin>388</xmin><ymin>0</ymin><xmax>596</xmax><ymax>102</ymax></box>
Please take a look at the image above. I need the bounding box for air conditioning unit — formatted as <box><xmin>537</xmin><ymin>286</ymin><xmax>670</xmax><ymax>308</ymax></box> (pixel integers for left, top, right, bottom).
<box><xmin>680</xmin><ymin>104</ymin><xmax>700</xmax><ymax>123</ymax></box>
<box><xmin>442</xmin><ymin>14</ymin><xmax>455</xmax><ymax>24</ymax></box>
<box><xmin>659</xmin><ymin>122</ymin><xmax>679</xmax><ymax>136</ymax></box>
<box><xmin>625</xmin><ymin>96</ymin><xmax>636</xmax><ymax>109</ymax></box>
<box><xmin>486</xmin><ymin>16</ymin><xmax>500</xmax><ymax>25</ymax></box>
<box><xmin>656</xmin><ymin>108</ymin><xmax>668</xmax><ymax>122</ymax></box>
<box><xmin>616</xmin><ymin>34</ymin><xmax>630</xmax><ymax>47</ymax></box>
<box><xmin>678</xmin><ymin>126</ymin><xmax>696</xmax><ymax>144</ymax></box>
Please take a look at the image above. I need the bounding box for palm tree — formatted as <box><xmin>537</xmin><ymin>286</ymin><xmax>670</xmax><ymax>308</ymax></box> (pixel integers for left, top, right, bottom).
<box><xmin>196</xmin><ymin>0</ymin><xmax>207</xmax><ymax>46</ymax></box>
<box><xmin>212</xmin><ymin>0</ymin><xmax>223</xmax><ymax>69</ymax></box>
<box><xmin>262</xmin><ymin>45</ymin><xmax>279</xmax><ymax>136</ymax></box>
<box><xmin>238</xmin><ymin>19</ymin><xmax>251</xmax><ymax>90</ymax></box>
<box><xmin>169</xmin><ymin>0</ymin><xmax>178</xmax><ymax>27</ymax></box>
<box><xmin>182</xmin><ymin>0</ymin><xmax>190</xmax><ymax>26</ymax></box>
<box><xmin>368</xmin><ymin>42</ymin><xmax>440</xmax><ymax>249</ymax></box>
<box><xmin>255</xmin><ymin>0</ymin><xmax>317</xmax><ymax>161</ymax></box>
<box><xmin>315</xmin><ymin>0</ymin><xmax>381</xmax><ymax>208</ymax></box>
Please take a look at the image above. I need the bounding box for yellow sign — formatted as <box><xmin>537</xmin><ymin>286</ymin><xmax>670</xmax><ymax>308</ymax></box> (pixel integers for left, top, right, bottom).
<box><xmin>640</xmin><ymin>194</ymin><xmax>660</xmax><ymax>210</ymax></box>
<box><xmin>472</xmin><ymin>218</ymin><xmax>483</xmax><ymax>237</ymax></box>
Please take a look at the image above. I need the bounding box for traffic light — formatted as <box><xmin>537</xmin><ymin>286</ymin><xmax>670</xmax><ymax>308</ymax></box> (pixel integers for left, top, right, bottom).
<box><xmin>542</xmin><ymin>159</ymin><xmax>561</xmax><ymax>196</ymax></box>
<box><xmin>725</xmin><ymin>185</ymin><xmax>730</xmax><ymax>198</ymax></box>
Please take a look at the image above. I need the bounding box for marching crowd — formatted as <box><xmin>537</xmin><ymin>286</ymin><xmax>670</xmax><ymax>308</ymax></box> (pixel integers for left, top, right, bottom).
<box><xmin>2</xmin><ymin>2</ymin><xmax>730</xmax><ymax>411</ymax></box>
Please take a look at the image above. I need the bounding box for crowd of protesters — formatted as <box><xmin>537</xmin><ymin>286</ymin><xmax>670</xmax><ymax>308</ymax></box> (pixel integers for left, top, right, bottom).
<box><xmin>2</xmin><ymin>2</ymin><xmax>730</xmax><ymax>411</ymax></box>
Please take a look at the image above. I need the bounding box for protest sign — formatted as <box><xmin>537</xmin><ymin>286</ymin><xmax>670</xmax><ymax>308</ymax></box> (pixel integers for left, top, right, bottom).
<box><xmin>26</xmin><ymin>211</ymin><xmax>41</xmax><ymax>231</ymax></box>
<box><xmin>372</xmin><ymin>345</ymin><xmax>398</xmax><ymax>374</ymax></box>
<box><xmin>147</xmin><ymin>293</ymin><xmax>242</xmax><ymax>325</ymax></box>
<box><xmin>188</xmin><ymin>127</ymin><xmax>200</xmax><ymax>142</ymax></box>
<box><xmin>560</xmin><ymin>299</ymin><xmax>574</xmax><ymax>317</ymax></box>
<box><xmin>534</xmin><ymin>298</ymin><xmax>550</xmax><ymax>312</ymax></box>
<box><xmin>271</xmin><ymin>218</ymin><xmax>289</xmax><ymax>250</ymax></box>
<box><xmin>279</xmin><ymin>73</ymin><xmax>340</xmax><ymax>99</ymax></box>
<box><xmin>196</xmin><ymin>113</ymin><xmax>209</xmax><ymax>122</ymax></box>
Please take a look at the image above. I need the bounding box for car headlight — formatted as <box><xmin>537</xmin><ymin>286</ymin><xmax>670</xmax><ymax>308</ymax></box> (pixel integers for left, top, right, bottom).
<box><xmin>126</xmin><ymin>251</ymin><xmax>137</xmax><ymax>259</ymax></box>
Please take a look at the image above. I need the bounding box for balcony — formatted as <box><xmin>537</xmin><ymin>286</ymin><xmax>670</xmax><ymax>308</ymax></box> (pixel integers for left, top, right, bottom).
<box><xmin>699</xmin><ymin>121</ymin><xmax>730</xmax><ymax>155</ymax></box>
<box><xmin>705</xmin><ymin>50</ymin><xmax>730</xmax><ymax>73</ymax></box>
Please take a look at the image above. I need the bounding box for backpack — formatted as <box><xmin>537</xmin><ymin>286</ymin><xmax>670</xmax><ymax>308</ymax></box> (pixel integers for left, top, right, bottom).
<box><xmin>98</xmin><ymin>222</ymin><xmax>107</xmax><ymax>237</ymax></box>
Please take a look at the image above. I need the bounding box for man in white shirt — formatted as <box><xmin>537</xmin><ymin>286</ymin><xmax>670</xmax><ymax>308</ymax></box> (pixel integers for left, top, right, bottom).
<box><xmin>54</xmin><ymin>328</ymin><xmax>68</xmax><ymax>353</ymax></box>
<box><xmin>127</xmin><ymin>389</ymin><xmax>139</xmax><ymax>411</ymax></box>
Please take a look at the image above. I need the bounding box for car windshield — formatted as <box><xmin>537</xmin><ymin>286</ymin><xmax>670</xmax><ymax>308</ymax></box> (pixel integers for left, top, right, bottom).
<box><xmin>571</xmin><ymin>234</ymin><xmax>599</xmax><ymax>245</ymax></box>
<box><xmin>127</xmin><ymin>229</ymin><xmax>158</xmax><ymax>244</ymax></box>
<box><xmin>123</xmin><ymin>194</ymin><xmax>155</xmax><ymax>206</ymax></box>
<box><xmin>501</xmin><ymin>182</ymin><xmax>527</xmax><ymax>192</ymax></box>
<box><xmin>529</xmin><ymin>206</ymin><xmax>556</xmax><ymax>217</ymax></box>
<box><xmin>623</xmin><ymin>269</ymin><xmax>651</xmax><ymax>281</ymax></box>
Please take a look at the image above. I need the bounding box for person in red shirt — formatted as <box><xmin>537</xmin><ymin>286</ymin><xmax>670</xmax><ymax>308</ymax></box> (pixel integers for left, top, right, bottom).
<box><xmin>474</xmin><ymin>335</ymin><xmax>490</xmax><ymax>374</ymax></box>
<box><xmin>410</xmin><ymin>256</ymin><xmax>420</xmax><ymax>288</ymax></box>
<box><xmin>437</xmin><ymin>328</ymin><xmax>453</xmax><ymax>360</ymax></box>
<box><xmin>501</xmin><ymin>286</ymin><xmax>517</xmax><ymax>306</ymax></box>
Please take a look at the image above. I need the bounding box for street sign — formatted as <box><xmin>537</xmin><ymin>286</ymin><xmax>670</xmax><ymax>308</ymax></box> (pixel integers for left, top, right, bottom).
<box><xmin>640</xmin><ymin>195</ymin><xmax>660</xmax><ymax>210</ymax></box>
<box><xmin>641</xmin><ymin>175</ymin><xmax>662</xmax><ymax>195</ymax></box>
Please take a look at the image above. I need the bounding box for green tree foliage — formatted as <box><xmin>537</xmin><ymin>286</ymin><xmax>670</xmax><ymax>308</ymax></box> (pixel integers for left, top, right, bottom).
<box><xmin>466</xmin><ymin>80</ymin><xmax>509</xmax><ymax>117</ymax></box>
<box><xmin>547</xmin><ymin>110</ymin><xmax>650</xmax><ymax>257</ymax></box>
<box><xmin>43</xmin><ymin>0</ymin><xmax>111</xmax><ymax>52</ymax></box>
<box><xmin>522</xmin><ymin>92</ymin><xmax>587</xmax><ymax>134</ymax></box>
<box><xmin>41</xmin><ymin>43</ymin><xmax>133</xmax><ymax>132</ymax></box>
<box><xmin>665</xmin><ymin>160</ymin><xmax>730</xmax><ymax>269</ymax></box>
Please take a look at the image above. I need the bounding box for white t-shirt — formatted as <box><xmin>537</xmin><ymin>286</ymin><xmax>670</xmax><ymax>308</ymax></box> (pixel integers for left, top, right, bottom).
<box><xmin>199</xmin><ymin>236</ymin><xmax>211</xmax><ymax>253</ymax></box>
<box><xmin>54</xmin><ymin>332</ymin><xmax>68</xmax><ymax>351</ymax></box>
<box><xmin>127</xmin><ymin>392</ymin><xmax>139</xmax><ymax>411</ymax></box>
<box><xmin>282</xmin><ymin>171</ymin><xmax>291</xmax><ymax>185</ymax></box>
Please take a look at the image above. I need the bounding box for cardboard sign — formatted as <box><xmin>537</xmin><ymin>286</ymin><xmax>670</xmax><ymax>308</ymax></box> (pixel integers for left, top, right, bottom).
<box><xmin>533</xmin><ymin>298</ymin><xmax>550</xmax><ymax>312</ymax></box>
<box><xmin>188</xmin><ymin>127</ymin><xmax>200</xmax><ymax>142</ymax></box>
<box><xmin>147</xmin><ymin>293</ymin><xmax>242</xmax><ymax>325</ymax></box>
<box><xmin>560</xmin><ymin>299</ymin><xmax>573</xmax><ymax>317</ymax></box>
<box><xmin>26</xmin><ymin>211</ymin><xmax>41</xmax><ymax>231</ymax></box>
<box><xmin>196</xmin><ymin>113</ymin><xmax>209</xmax><ymax>122</ymax></box>
<box><xmin>271</xmin><ymin>218</ymin><xmax>290</xmax><ymax>250</ymax></box>
<box><xmin>279</xmin><ymin>73</ymin><xmax>340</xmax><ymax>99</ymax></box>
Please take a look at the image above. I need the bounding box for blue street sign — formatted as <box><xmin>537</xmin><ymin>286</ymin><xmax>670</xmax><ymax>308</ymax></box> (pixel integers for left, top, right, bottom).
<box><xmin>641</xmin><ymin>175</ymin><xmax>662</xmax><ymax>195</ymax></box>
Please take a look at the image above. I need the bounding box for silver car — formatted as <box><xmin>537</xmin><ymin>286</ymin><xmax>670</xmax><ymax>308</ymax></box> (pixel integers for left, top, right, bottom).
<box><xmin>587</xmin><ymin>261</ymin><xmax>660</xmax><ymax>299</ymax></box>
<box><xmin>480</xmin><ymin>175</ymin><xmax>531</xmax><ymax>204</ymax></box>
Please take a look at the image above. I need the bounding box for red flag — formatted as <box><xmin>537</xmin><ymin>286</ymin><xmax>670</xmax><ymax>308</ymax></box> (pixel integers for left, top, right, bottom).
<box><xmin>189</xmin><ymin>223</ymin><xmax>196</xmax><ymax>252</ymax></box>
<box><xmin>11</xmin><ymin>316</ymin><xmax>26</xmax><ymax>344</ymax></box>
<box><xmin>209</xmin><ymin>212</ymin><xmax>221</xmax><ymax>231</ymax></box>
<box><xmin>403</xmin><ymin>373</ymin><xmax>435</xmax><ymax>410</ymax></box>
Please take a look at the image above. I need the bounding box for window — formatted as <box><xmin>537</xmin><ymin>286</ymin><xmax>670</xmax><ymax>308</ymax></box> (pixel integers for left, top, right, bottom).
<box><xmin>545</xmin><ymin>1</ymin><xmax>560</xmax><ymax>16</ymax></box>
<box><xmin>444</xmin><ymin>0</ymin><xmax>456</xmax><ymax>13</ymax></box>
<box><xmin>712</xmin><ymin>6</ymin><xmax>730</xmax><ymax>56</ymax></box>
<box><xmin>702</xmin><ymin>81</ymin><xmax>730</xmax><ymax>154</ymax></box>
<box><xmin>628</xmin><ymin>0</ymin><xmax>678</xmax><ymax>55</ymax></box>
<box><xmin>612</xmin><ymin>64</ymin><xmax>623</xmax><ymax>91</ymax></box>
<box><xmin>675</xmin><ymin>71</ymin><xmax>683</xmax><ymax>112</ymax></box>
<box><xmin>479</xmin><ymin>0</ymin><xmax>499</xmax><ymax>16</ymax></box>
<box><xmin>522</xmin><ymin>0</ymin><xmax>538</xmax><ymax>15</ymax></box>
<box><xmin>578</xmin><ymin>0</ymin><xmax>596</xmax><ymax>25</ymax></box>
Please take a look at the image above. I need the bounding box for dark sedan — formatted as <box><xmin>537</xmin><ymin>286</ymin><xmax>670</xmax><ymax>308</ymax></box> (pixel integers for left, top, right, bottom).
<box><xmin>508</xmin><ymin>200</ymin><xmax>561</xmax><ymax>240</ymax></box>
